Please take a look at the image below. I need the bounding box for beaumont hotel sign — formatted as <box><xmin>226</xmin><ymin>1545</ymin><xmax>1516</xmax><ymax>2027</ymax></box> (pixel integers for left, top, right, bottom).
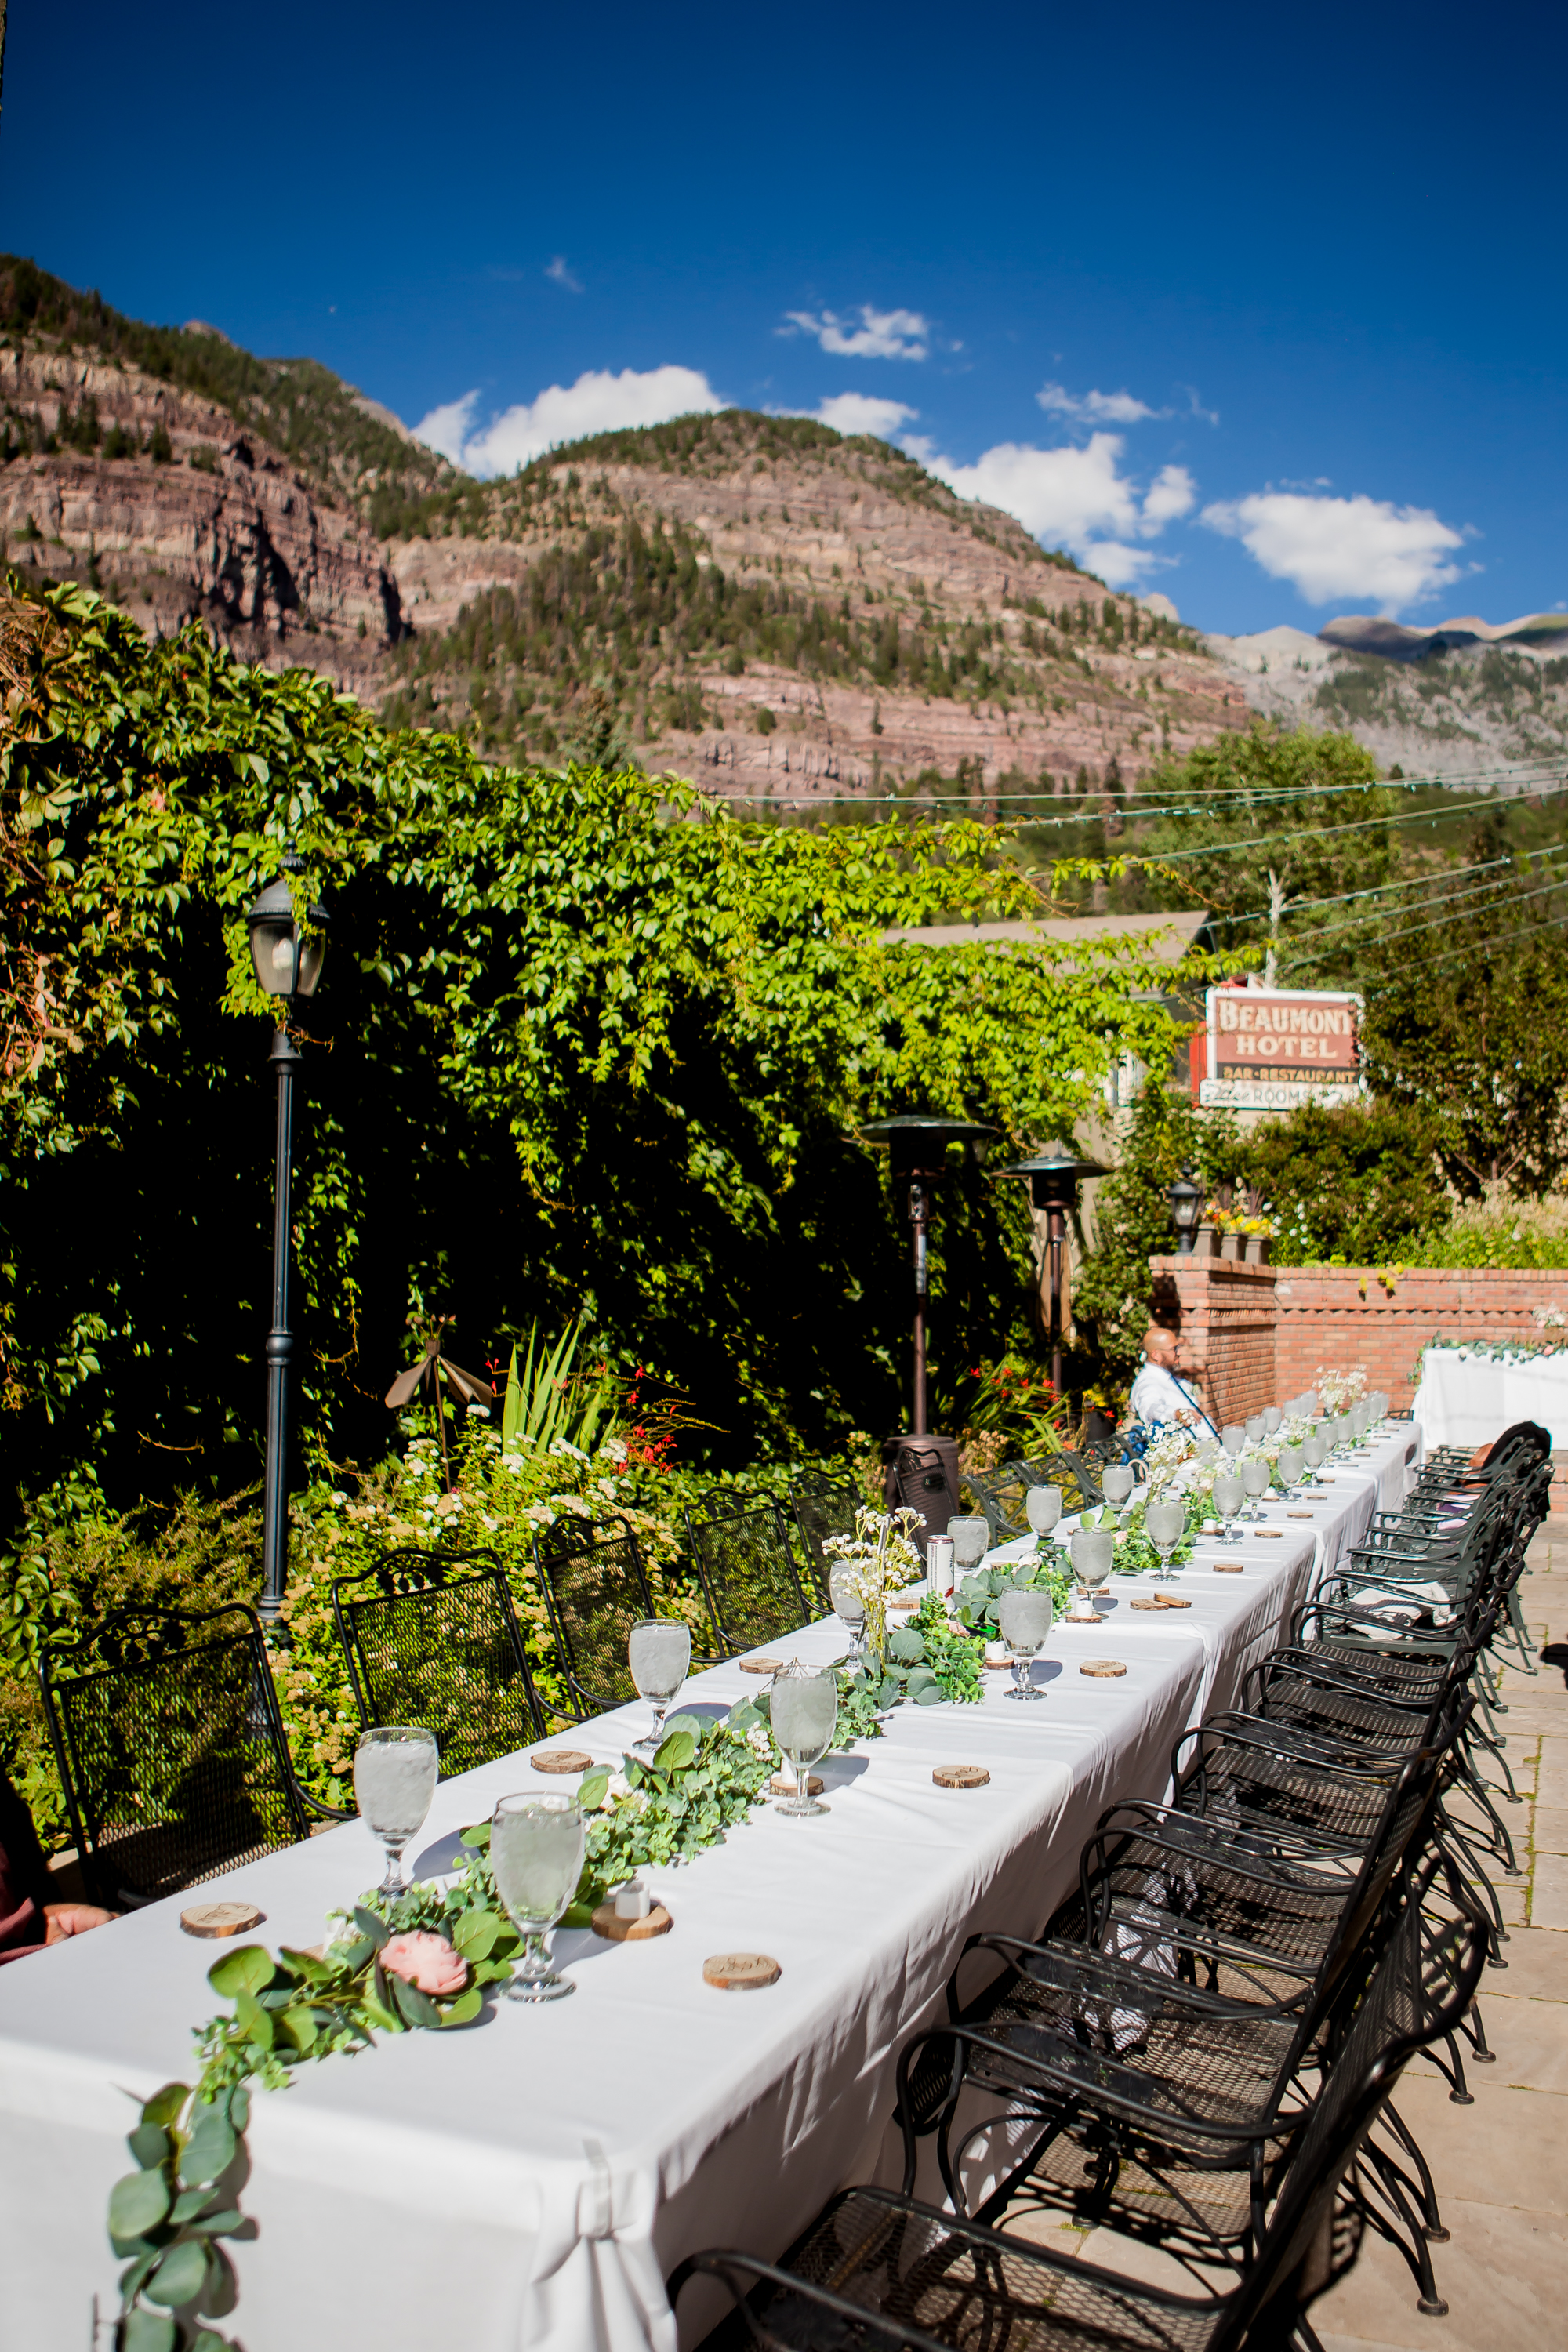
<box><xmin>1197</xmin><ymin>986</ymin><xmax>1366</xmax><ymax>1112</ymax></box>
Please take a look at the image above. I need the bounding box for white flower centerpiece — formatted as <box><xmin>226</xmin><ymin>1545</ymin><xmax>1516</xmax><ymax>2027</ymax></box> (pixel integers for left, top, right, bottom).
<box><xmin>822</xmin><ymin>1505</ymin><xmax>926</xmax><ymax>1671</ymax></box>
<box><xmin>1314</xmin><ymin>1363</ymin><xmax>1368</xmax><ymax>1415</ymax></box>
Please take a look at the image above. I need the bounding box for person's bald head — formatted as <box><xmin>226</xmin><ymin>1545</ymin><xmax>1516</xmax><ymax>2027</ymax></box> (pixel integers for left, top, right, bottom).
<box><xmin>1143</xmin><ymin>1325</ymin><xmax>1179</xmax><ymax>1367</ymax></box>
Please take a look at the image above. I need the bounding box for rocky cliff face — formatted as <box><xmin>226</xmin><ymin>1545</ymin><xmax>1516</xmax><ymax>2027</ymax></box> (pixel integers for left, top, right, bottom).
<box><xmin>0</xmin><ymin>345</ymin><xmax>402</xmax><ymax>693</ymax></box>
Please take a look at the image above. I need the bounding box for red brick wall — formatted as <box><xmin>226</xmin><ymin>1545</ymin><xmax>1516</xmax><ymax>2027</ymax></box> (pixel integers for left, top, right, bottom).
<box><xmin>1148</xmin><ymin>1255</ymin><xmax>1568</xmax><ymax>1417</ymax></box>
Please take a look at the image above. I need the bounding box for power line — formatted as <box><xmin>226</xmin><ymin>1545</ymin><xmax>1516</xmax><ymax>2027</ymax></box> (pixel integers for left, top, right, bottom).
<box><xmin>1362</xmin><ymin>901</ymin><xmax>1568</xmax><ymax>998</ymax></box>
<box><xmin>1218</xmin><ymin>851</ymin><xmax>1517</xmax><ymax>930</ymax></box>
<box><xmin>1283</xmin><ymin>862</ymin><xmax>1568</xmax><ymax>969</ymax></box>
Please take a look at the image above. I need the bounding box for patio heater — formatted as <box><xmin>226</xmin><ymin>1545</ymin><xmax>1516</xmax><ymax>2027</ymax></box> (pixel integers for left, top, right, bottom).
<box><xmin>1167</xmin><ymin>1170</ymin><xmax>1203</xmax><ymax>1256</ymax></box>
<box><xmin>996</xmin><ymin>1144</ymin><xmax>1108</xmax><ymax>1399</ymax></box>
<box><xmin>245</xmin><ymin>851</ymin><xmax>328</xmax><ymax>1621</ymax></box>
<box><xmin>861</xmin><ymin>1113</ymin><xmax>995</xmax><ymax>1543</ymax></box>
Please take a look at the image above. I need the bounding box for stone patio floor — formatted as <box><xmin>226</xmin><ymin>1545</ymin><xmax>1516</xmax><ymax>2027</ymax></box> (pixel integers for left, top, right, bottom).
<box><xmin>994</xmin><ymin>1528</ymin><xmax>1568</xmax><ymax>2349</ymax></box>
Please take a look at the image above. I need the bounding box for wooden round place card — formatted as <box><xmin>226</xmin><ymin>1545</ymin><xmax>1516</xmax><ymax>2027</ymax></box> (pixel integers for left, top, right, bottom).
<box><xmin>703</xmin><ymin>1951</ymin><xmax>781</xmax><ymax>1991</ymax></box>
<box><xmin>1080</xmin><ymin>1658</ymin><xmax>1127</xmax><ymax>1678</ymax></box>
<box><xmin>932</xmin><ymin>1765</ymin><xmax>990</xmax><ymax>1789</ymax></box>
<box><xmin>531</xmin><ymin>1749</ymin><xmax>594</xmax><ymax>1775</ymax></box>
<box><xmin>740</xmin><ymin>1657</ymin><xmax>784</xmax><ymax>1676</ymax></box>
<box><xmin>1214</xmin><ymin>1563</ymin><xmax>1244</xmax><ymax>1573</ymax></box>
<box><xmin>1287</xmin><ymin>1511</ymin><xmax>1315</xmax><ymax>1519</ymax></box>
<box><xmin>769</xmin><ymin>1771</ymin><xmax>823</xmax><ymax>1797</ymax></box>
<box><xmin>180</xmin><ymin>1901</ymin><xmax>263</xmax><ymax>1940</ymax></box>
<box><xmin>590</xmin><ymin>1900</ymin><xmax>673</xmax><ymax>1943</ymax></box>
<box><xmin>1130</xmin><ymin>1598</ymin><xmax>1163</xmax><ymax>1611</ymax></box>
<box><xmin>1257</xmin><ymin>1530</ymin><xmax>1283</xmax><ymax>1541</ymax></box>
<box><xmin>1155</xmin><ymin>1595</ymin><xmax>1192</xmax><ymax>1608</ymax></box>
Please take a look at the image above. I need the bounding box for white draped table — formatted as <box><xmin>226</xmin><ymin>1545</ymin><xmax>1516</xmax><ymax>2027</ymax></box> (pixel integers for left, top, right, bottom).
<box><xmin>1412</xmin><ymin>1346</ymin><xmax>1568</xmax><ymax>1451</ymax></box>
<box><xmin>0</xmin><ymin>1425</ymin><xmax>1419</xmax><ymax>2352</ymax></box>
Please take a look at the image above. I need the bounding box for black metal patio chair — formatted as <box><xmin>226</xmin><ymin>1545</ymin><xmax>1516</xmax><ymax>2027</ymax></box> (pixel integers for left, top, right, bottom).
<box><xmin>669</xmin><ymin>1879</ymin><xmax>1489</xmax><ymax>2350</ymax></box>
<box><xmin>685</xmin><ymin>1501</ymin><xmax>813</xmax><ymax>1656</ymax></box>
<box><xmin>40</xmin><ymin>1603</ymin><xmax>332</xmax><ymax>1910</ymax></box>
<box><xmin>332</xmin><ymin>1547</ymin><xmax>544</xmax><ymax>1777</ymax></box>
<box><xmin>531</xmin><ymin>1520</ymin><xmax>657</xmax><ymax>1721</ymax></box>
<box><xmin>789</xmin><ymin>1472</ymin><xmax>861</xmax><ymax>1608</ymax></box>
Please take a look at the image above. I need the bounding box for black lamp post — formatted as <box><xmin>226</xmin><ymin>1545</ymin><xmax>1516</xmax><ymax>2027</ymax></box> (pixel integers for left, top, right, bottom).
<box><xmin>997</xmin><ymin>1144</ymin><xmax>1109</xmax><ymax>1399</ymax></box>
<box><xmin>860</xmin><ymin>1112</ymin><xmax>996</xmax><ymax>1436</ymax></box>
<box><xmin>1167</xmin><ymin>1170</ymin><xmax>1203</xmax><ymax>1256</ymax></box>
<box><xmin>245</xmin><ymin>851</ymin><xmax>328</xmax><ymax>1621</ymax></box>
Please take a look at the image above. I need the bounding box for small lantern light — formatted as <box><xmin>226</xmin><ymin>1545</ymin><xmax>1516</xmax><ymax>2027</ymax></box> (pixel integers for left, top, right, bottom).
<box><xmin>246</xmin><ymin>856</ymin><xmax>327</xmax><ymax>1003</ymax></box>
<box><xmin>1167</xmin><ymin>1171</ymin><xmax>1203</xmax><ymax>1255</ymax></box>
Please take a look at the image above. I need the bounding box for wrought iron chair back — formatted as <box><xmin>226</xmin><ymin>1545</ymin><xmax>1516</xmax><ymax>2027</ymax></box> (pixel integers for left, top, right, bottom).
<box><xmin>41</xmin><ymin>1604</ymin><xmax>310</xmax><ymax>1910</ymax></box>
<box><xmin>332</xmin><ymin>1548</ymin><xmax>543</xmax><ymax>1777</ymax></box>
<box><xmin>686</xmin><ymin>1501</ymin><xmax>812</xmax><ymax>1656</ymax></box>
<box><xmin>789</xmin><ymin>1473</ymin><xmax>861</xmax><ymax>1608</ymax></box>
<box><xmin>1006</xmin><ymin>1448</ymin><xmax>1103</xmax><ymax>1513</ymax></box>
<box><xmin>532</xmin><ymin>1521</ymin><xmax>655</xmax><ymax>1720</ymax></box>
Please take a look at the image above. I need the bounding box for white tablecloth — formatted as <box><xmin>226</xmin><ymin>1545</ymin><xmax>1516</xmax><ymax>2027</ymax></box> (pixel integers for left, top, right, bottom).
<box><xmin>1412</xmin><ymin>1347</ymin><xmax>1568</xmax><ymax>1451</ymax></box>
<box><xmin>0</xmin><ymin>1427</ymin><xmax>1417</xmax><ymax>2352</ymax></box>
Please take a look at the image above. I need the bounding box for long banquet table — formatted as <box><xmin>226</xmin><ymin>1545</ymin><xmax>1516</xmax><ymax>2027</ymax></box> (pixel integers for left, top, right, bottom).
<box><xmin>0</xmin><ymin>1424</ymin><xmax>1418</xmax><ymax>2352</ymax></box>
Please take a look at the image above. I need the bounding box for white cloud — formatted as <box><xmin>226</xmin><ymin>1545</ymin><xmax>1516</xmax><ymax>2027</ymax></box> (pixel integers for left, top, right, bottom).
<box><xmin>545</xmin><ymin>256</ymin><xmax>583</xmax><ymax>292</ymax></box>
<box><xmin>412</xmin><ymin>365</ymin><xmax>725</xmax><ymax>477</ymax></box>
<box><xmin>780</xmin><ymin>304</ymin><xmax>929</xmax><ymax>360</ymax></box>
<box><xmin>806</xmin><ymin>392</ymin><xmax>919</xmax><ymax>439</ymax></box>
<box><xmin>921</xmin><ymin>431</ymin><xmax>1192</xmax><ymax>585</ymax></box>
<box><xmin>1037</xmin><ymin>381</ymin><xmax>1161</xmax><ymax>426</ymax></box>
<box><xmin>1140</xmin><ymin>463</ymin><xmax>1196</xmax><ymax>535</ymax></box>
<box><xmin>1200</xmin><ymin>489</ymin><xmax>1467</xmax><ymax>611</ymax></box>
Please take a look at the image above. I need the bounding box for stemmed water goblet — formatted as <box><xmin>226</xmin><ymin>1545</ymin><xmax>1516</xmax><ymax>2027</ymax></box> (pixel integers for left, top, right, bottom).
<box><xmin>1240</xmin><ymin>1457</ymin><xmax>1271</xmax><ymax>1521</ymax></box>
<box><xmin>1211</xmin><ymin>1471</ymin><xmax>1244</xmax><ymax>1545</ymax></box>
<box><xmin>949</xmin><ymin>1516</ymin><xmax>991</xmax><ymax>1578</ymax></box>
<box><xmin>1102</xmin><ymin>1463</ymin><xmax>1134</xmax><ymax>1514</ymax></box>
<box><xmin>1276</xmin><ymin>1443</ymin><xmax>1304</xmax><ymax>1497</ymax></box>
<box><xmin>1068</xmin><ymin>1526</ymin><xmax>1116</xmax><ymax>1619</ymax></box>
<box><xmin>354</xmin><ymin>1725</ymin><xmax>439</xmax><ymax>1899</ymax></box>
<box><xmin>1145</xmin><ymin>1494</ymin><xmax>1185</xmax><ymax>1582</ymax></box>
<box><xmin>1262</xmin><ymin>1406</ymin><xmax>1283</xmax><ymax>1437</ymax></box>
<box><xmin>628</xmin><ymin>1619</ymin><xmax>691</xmax><ymax>1753</ymax></box>
<box><xmin>996</xmin><ymin>1586</ymin><xmax>1054</xmax><ymax>1700</ymax></box>
<box><xmin>490</xmin><ymin>1792</ymin><xmax>586</xmax><ymax>2002</ymax></box>
<box><xmin>829</xmin><ymin>1566</ymin><xmax>866</xmax><ymax>1659</ymax></box>
<box><xmin>1221</xmin><ymin>1425</ymin><xmax>1246</xmax><ymax>1460</ymax></box>
<box><xmin>1025</xmin><ymin>1484</ymin><xmax>1062</xmax><ymax>1559</ymax></box>
<box><xmin>1244</xmin><ymin>1414</ymin><xmax>1265</xmax><ymax>1445</ymax></box>
<box><xmin>1302</xmin><ymin>1431</ymin><xmax>1327</xmax><ymax>1485</ymax></box>
<box><xmin>771</xmin><ymin>1661</ymin><xmax>838</xmax><ymax>1817</ymax></box>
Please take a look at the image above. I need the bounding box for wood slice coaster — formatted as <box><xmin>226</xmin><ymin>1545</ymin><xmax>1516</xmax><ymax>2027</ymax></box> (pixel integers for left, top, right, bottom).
<box><xmin>982</xmin><ymin>1653</ymin><xmax>1017</xmax><ymax>1669</ymax></box>
<box><xmin>740</xmin><ymin>1657</ymin><xmax>785</xmax><ymax>1675</ymax></box>
<box><xmin>1130</xmin><ymin>1598</ymin><xmax>1163</xmax><ymax>1610</ymax></box>
<box><xmin>1287</xmin><ymin>1511</ymin><xmax>1316</xmax><ymax>1519</ymax></box>
<box><xmin>703</xmin><ymin>1951</ymin><xmax>781</xmax><ymax>1991</ymax></box>
<box><xmin>1214</xmin><ymin>1563</ymin><xmax>1244</xmax><ymax>1573</ymax></box>
<box><xmin>180</xmin><ymin>1901</ymin><xmax>263</xmax><ymax>1940</ymax></box>
<box><xmin>1256</xmin><ymin>1530</ymin><xmax>1284</xmax><ymax>1540</ymax></box>
<box><xmin>1080</xmin><ymin>1659</ymin><xmax>1127</xmax><ymax>1679</ymax></box>
<box><xmin>769</xmin><ymin>1772</ymin><xmax>824</xmax><ymax>1796</ymax></box>
<box><xmin>532</xmin><ymin>1749</ymin><xmax>594</xmax><ymax>1774</ymax></box>
<box><xmin>933</xmin><ymin>1765</ymin><xmax>990</xmax><ymax>1788</ymax></box>
<box><xmin>1155</xmin><ymin>1595</ymin><xmax>1192</xmax><ymax>1608</ymax></box>
<box><xmin>591</xmin><ymin>1900</ymin><xmax>673</xmax><ymax>1943</ymax></box>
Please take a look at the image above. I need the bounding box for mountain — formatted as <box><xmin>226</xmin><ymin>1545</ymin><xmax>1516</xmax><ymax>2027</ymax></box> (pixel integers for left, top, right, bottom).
<box><xmin>1208</xmin><ymin>612</ymin><xmax>1568</xmax><ymax>778</ymax></box>
<box><xmin>0</xmin><ymin>256</ymin><xmax>1249</xmax><ymax>800</ymax></box>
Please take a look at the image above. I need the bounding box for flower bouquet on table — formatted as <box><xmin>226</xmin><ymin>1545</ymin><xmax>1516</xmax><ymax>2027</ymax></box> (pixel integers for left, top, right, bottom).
<box><xmin>822</xmin><ymin>1506</ymin><xmax>925</xmax><ymax>1671</ymax></box>
<box><xmin>1314</xmin><ymin>1363</ymin><xmax>1368</xmax><ymax>1414</ymax></box>
<box><xmin>1141</xmin><ymin>1423</ymin><xmax>1200</xmax><ymax>1496</ymax></box>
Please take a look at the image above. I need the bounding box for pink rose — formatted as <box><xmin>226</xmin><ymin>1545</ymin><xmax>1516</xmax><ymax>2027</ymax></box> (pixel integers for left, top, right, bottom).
<box><xmin>379</xmin><ymin>1932</ymin><xmax>468</xmax><ymax>1998</ymax></box>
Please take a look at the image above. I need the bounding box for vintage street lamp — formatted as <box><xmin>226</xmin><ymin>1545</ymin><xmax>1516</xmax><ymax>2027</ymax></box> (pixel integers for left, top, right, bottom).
<box><xmin>245</xmin><ymin>851</ymin><xmax>328</xmax><ymax>1621</ymax></box>
<box><xmin>997</xmin><ymin>1144</ymin><xmax>1109</xmax><ymax>1399</ymax></box>
<box><xmin>1167</xmin><ymin>1170</ymin><xmax>1203</xmax><ymax>1257</ymax></box>
<box><xmin>860</xmin><ymin>1112</ymin><xmax>996</xmax><ymax>1438</ymax></box>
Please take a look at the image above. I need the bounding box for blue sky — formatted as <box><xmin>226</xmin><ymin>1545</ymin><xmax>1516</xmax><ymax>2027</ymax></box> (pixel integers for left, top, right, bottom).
<box><xmin>5</xmin><ymin>0</ymin><xmax>1566</xmax><ymax>635</ymax></box>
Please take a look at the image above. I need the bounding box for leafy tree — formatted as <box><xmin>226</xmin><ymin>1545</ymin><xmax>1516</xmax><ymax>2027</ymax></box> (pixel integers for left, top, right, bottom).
<box><xmin>1360</xmin><ymin>828</ymin><xmax>1568</xmax><ymax>1196</ymax></box>
<box><xmin>1073</xmin><ymin>1087</ymin><xmax>1242</xmax><ymax>1378</ymax></box>
<box><xmin>1138</xmin><ymin>726</ymin><xmax>1393</xmax><ymax>979</ymax></box>
<box><xmin>1240</xmin><ymin>1097</ymin><xmax>1447</xmax><ymax>1261</ymax></box>
<box><xmin>2</xmin><ymin>579</ymin><xmax>1215</xmax><ymax>1521</ymax></box>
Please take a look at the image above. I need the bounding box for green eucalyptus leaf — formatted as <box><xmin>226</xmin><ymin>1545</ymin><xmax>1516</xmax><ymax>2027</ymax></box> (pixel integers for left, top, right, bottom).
<box><xmin>576</xmin><ymin>1769</ymin><xmax>610</xmax><ymax>1813</ymax></box>
<box><xmin>352</xmin><ymin>1905</ymin><xmax>390</xmax><ymax>1951</ymax></box>
<box><xmin>389</xmin><ymin>1970</ymin><xmax>442</xmax><ymax>2030</ymax></box>
<box><xmin>452</xmin><ymin>1909</ymin><xmax>500</xmax><ymax>1959</ymax></box>
<box><xmin>459</xmin><ymin>1820</ymin><xmax>492</xmax><ymax>1849</ymax></box>
<box><xmin>439</xmin><ymin>1986</ymin><xmax>484</xmax><ymax>2027</ymax></box>
<box><xmin>275</xmin><ymin>2005</ymin><xmax>319</xmax><ymax>2053</ymax></box>
<box><xmin>726</xmin><ymin>1696</ymin><xmax>763</xmax><ymax>1732</ymax></box>
<box><xmin>227</xmin><ymin>2086</ymin><xmax>249</xmax><ymax>2135</ymax></box>
<box><xmin>333</xmin><ymin>1934</ymin><xmax>375</xmax><ymax>1973</ymax></box>
<box><xmin>913</xmin><ymin>1682</ymin><xmax>945</xmax><ymax>1704</ymax></box>
<box><xmin>278</xmin><ymin>1946</ymin><xmax>333</xmax><ymax>1985</ymax></box>
<box><xmin>170</xmin><ymin>2186</ymin><xmax>218</xmax><ymax>2225</ymax></box>
<box><xmin>180</xmin><ymin>2106</ymin><xmax>237</xmax><ymax>2187</ymax></box>
<box><xmin>140</xmin><ymin>2084</ymin><xmax>191</xmax><ymax>2129</ymax></box>
<box><xmin>187</xmin><ymin>2208</ymin><xmax>245</xmax><ymax>2238</ymax></box>
<box><xmin>206</xmin><ymin>1944</ymin><xmax>274</xmax><ymax>2001</ymax></box>
<box><xmin>120</xmin><ymin>2306</ymin><xmax>176</xmax><ymax>2352</ymax></box>
<box><xmin>652</xmin><ymin>1726</ymin><xmax>696</xmax><ymax>1773</ymax></box>
<box><xmin>118</xmin><ymin>2250</ymin><xmax>161</xmax><ymax>2300</ymax></box>
<box><xmin>877</xmin><ymin>1676</ymin><xmax>901</xmax><ymax>1708</ymax></box>
<box><xmin>109</xmin><ymin>2169</ymin><xmax>172</xmax><ymax>2240</ymax></box>
<box><xmin>143</xmin><ymin>2235</ymin><xmax>211</xmax><ymax>2309</ymax></box>
<box><xmin>127</xmin><ymin>2123</ymin><xmax>171</xmax><ymax>2169</ymax></box>
<box><xmin>887</xmin><ymin>1626</ymin><xmax>925</xmax><ymax>1663</ymax></box>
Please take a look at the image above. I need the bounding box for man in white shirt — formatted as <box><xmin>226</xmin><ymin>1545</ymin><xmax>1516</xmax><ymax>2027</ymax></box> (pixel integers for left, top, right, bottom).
<box><xmin>1128</xmin><ymin>1325</ymin><xmax>1217</xmax><ymax>1436</ymax></box>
